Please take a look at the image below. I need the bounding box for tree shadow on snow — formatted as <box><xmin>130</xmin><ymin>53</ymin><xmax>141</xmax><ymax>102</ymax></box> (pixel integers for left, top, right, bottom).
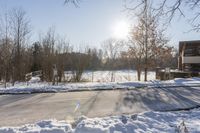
<box><xmin>121</xmin><ymin>86</ymin><xmax>200</xmax><ymax>111</ymax></box>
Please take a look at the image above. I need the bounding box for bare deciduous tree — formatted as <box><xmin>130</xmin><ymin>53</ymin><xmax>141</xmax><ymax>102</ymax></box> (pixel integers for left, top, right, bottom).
<box><xmin>102</xmin><ymin>39</ymin><xmax>124</xmax><ymax>82</ymax></box>
<box><xmin>0</xmin><ymin>39</ymin><xmax>14</xmax><ymax>87</ymax></box>
<box><xmin>128</xmin><ymin>5</ymin><xmax>170</xmax><ymax>81</ymax></box>
<box><xmin>55</xmin><ymin>38</ymin><xmax>71</xmax><ymax>82</ymax></box>
<box><xmin>41</xmin><ymin>27</ymin><xmax>56</xmax><ymax>82</ymax></box>
<box><xmin>10</xmin><ymin>8</ymin><xmax>31</xmax><ymax>83</ymax></box>
<box><xmin>128</xmin><ymin>28</ymin><xmax>145</xmax><ymax>81</ymax></box>
<box><xmin>70</xmin><ymin>46</ymin><xmax>90</xmax><ymax>82</ymax></box>
<box><xmin>126</xmin><ymin>0</ymin><xmax>200</xmax><ymax>31</ymax></box>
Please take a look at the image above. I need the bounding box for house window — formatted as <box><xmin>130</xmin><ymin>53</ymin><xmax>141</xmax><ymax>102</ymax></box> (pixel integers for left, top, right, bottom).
<box><xmin>184</xmin><ymin>48</ymin><xmax>195</xmax><ymax>56</ymax></box>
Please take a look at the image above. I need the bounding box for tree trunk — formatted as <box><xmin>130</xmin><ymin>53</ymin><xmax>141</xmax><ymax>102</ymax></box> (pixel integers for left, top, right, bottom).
<box><xmin>111</xmin><ymin>71</ymin><xmax>115</xmax><ymax>82</ymax></box>
<box><xmin>144</xmin><ymin>68</ymin><xmax>147</xmax><ymax>81</ymax></box>
<box><xmin>4</xmin><ymin>71</ymin><xmax>7</xmax><ymax>88</ymax></box>
<box><xmin>137</xmin><ymin>68</ymin><xmax>141</xmax><ymax>81</ymax></box>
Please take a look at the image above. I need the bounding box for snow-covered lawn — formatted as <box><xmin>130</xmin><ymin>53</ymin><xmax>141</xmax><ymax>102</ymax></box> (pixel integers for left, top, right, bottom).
<box><xmin>1</xmin><ymin>109</ymin><xmax>200</xmax><ymax>133</ymax></box>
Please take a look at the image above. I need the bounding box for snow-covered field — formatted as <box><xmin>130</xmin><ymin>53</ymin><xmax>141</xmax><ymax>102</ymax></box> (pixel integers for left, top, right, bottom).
<box><xmin>66</xmin><ymin>70</ymin><xmax>156</xmax><ymax>82</ymax></box>
<box><xmin>0</xmin><ymin>70</ymin><xmax>199</xmax><ymax>94</ymax></box>
<box><xmin>1</xmin><ymin>109</ymin><xmax>200</xmax><ymax>133</ymax></box>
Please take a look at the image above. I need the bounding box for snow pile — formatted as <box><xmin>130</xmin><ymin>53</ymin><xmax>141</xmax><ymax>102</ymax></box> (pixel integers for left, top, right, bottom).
<box><xmin>0</xmin><ymin>120</ymin><xmax>72</xmax><ymax>133</ymax></box>
<box><xmin>1</xmin><ymin>109</ymin><xmax>200</xmax><ymax>133</ymax></box>
<box><xmin>0</xmin><ymin>81</ymin><xmax>127</xmax><ymax>94</ymax></box>
<box><xmin>164</xmin><ymin>77</ymin><xmax>200</xmax><ymax>85</ymax></box>
<box><xmin>74</xmin><ymin>110</ymin><xmax>200</xmax><ymax>133</ymax></box>
<box><xmin>29</xmin><ymin>76</ymin><xmax>41</xmax><ymax>83</ymax></box>
<box><xmin>148</xmin><ymin>77</ymin><xmax>200</xmax><ymax>88</ymax></box>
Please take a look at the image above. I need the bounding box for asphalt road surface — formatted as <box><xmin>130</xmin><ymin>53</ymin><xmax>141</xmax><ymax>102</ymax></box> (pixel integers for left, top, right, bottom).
<box><xmin>0</xmin><ymin>86</ymin><xmax>200</xmax><ymax>126</ymax></box>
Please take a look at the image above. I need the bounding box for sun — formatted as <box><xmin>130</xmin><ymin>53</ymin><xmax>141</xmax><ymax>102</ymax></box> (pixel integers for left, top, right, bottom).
<box><xmin>112</xmin><ymin>20</ymin><xmax>130</xmax><ymax>39</ymax></box>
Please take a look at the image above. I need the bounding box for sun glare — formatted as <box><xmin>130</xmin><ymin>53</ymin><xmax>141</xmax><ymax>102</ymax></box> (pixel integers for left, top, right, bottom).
<box><xmin>113</xmin><ymin>21</ymin><xmax>130</xmax><ymax>39</ymax></box>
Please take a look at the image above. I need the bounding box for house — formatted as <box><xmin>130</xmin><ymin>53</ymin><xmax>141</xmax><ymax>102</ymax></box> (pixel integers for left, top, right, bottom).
<box><xmin>178</xmin><ymin>40</ymin><xmax>200</xmax><ymax>72</ymax></box>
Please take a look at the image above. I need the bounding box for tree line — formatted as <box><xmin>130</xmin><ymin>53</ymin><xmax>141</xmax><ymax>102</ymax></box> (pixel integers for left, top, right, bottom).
<box><xmin>0</xmin><ymin>7</ymin><xmax>177</xmax><ymax>86</ymax></box>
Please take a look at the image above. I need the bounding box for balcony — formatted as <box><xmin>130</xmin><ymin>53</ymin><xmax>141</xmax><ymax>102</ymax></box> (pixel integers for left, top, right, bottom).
<box><xmin>182</xmin><ymin>56</ymin><xmax>200</xmax><ymax>63</ymax></box>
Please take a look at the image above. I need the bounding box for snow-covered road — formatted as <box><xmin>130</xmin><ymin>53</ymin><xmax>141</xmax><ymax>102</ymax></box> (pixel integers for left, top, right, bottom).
<box><xmin>1</xmin><ymin>86</ymin><xmax>200</xmax><ymax>127</ymax></box>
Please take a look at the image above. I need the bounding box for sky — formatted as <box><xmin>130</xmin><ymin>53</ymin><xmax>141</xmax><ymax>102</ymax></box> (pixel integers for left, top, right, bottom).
<box><xmin>0</xmin><ymin>0</ymin><xmax>199</xmax><ymax>48</ymax></box>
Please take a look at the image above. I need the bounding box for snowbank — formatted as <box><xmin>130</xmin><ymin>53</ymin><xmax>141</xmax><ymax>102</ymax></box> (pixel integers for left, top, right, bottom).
<box><xmin>0</xmin><ymin>77</ymin><xmax>199</xmax><ymax>94</ymax></box>
<box><xmin>29</xmin><ymin>76</ymin><xmax>41</xmax><ymax>83</ymax></box>
<box><xmin>1</xmin><ymin>109</ymin><xmax>200</xmax><ymax>133</ymax></box>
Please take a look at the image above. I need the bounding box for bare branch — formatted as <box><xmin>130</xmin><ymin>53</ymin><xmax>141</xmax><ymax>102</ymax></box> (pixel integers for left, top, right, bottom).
<box><xmin>64</xmin><ymin>0</ymin><xmax>81</xmax><ymax>7</ymax></box>
<box><xmin>127</xmin><ymin>0</ymin><xmax>200</xmax><ymax>31</ymax></box>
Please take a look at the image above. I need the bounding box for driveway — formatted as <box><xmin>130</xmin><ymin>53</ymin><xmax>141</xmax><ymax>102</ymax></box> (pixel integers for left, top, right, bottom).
<box><xmin>0</xmin><ymin>86</ymin><xmax>200</xmax><ymax>126</ymax></box>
